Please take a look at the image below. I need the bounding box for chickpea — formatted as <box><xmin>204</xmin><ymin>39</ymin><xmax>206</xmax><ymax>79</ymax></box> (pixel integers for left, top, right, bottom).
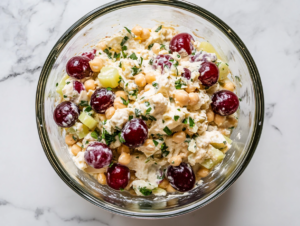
<box><xmin>65</xmin><ymin>134</ymin><xmax>77</xmax><ymax>146</ymax></box>
<box><xmin>97</xmin><ymin>173</ymin><xmax>107</xmax><ymax>185</ymax></box>
<box><xmin>117</xmin><ymin>145</ymin><xmax>130</xmax><ymax>155</ymax></box>
<box><xmin>89</xmin><ymin>57</ymin><xmax>103</xmax><ymax>72</ymax></box>
<box><xmin>84</xmin><ymin>79</ymin><xmax>96</xmax><ymax>91</ymax></box>
<box><xmin>145</xmin><ymin>72</ymin><xmax>156</xmax><ymax>84</ymax></box>
<box><xmin>118</xmin><ymin>152</ymin><xmax>132</xmax><ymax>165</ymax></box>
<box><xmin>96</xmin><ymin>42</ymin><xmax>107</xmax><ymax>51</ymax></box>
<box><xmin>175</xmin><ymin>90</ymin><xmax>189</xmax><ymax>107</ymax></box>
<box><xmin>141</xmin><ymin>28</ymin><xmax>150</xmax><ymax>40</ymax></box>
<box><xmin>144</xmin><ymin>84</ymin><xmax>152</xmax><ymax>92</ymax></box>
<box><xmin>172</xmin><ymin>131</ymin><xmax>186</xmax><ymax>144</ymax></box>
<box><xmin>166</xmin><ymin>184</ymin><xmax>177</xmax><ymax>193</ymax></box>
<box><xmin>105</xmin><ymin>107</ymin><xmax>115</xmax><ymax>119</ymax></box>
<box><xmin>197</xmin><ymin>168</ymin><xmax>210</xmax><ymax>178</ymax></box>
<box><xmin>158</xmin><ymin>178</ymin><xmax>169</xmax><ymax>189</ymax></box>
<box><xmin>188</xmin><ymin>93</ymin><xmax>199</xmax><ymax>106</ymax></box>
<box><xmin>223</xmin><ymin>80</ymin><xmax>235</xmax><ymax>92</ymax></box>
<box><xmin>114</xmin><ymin>97</ymin><xmax>126</xmax><ymax>109</ymax></box>
<box><xmin>214</xmin><ymin>114</ymin><xmax>226</xmax><ymax>126</ymax></box>
<box><xmin>132</xmin><ymin>25</ymin><xmax>143</xmax><ymax>36</ymax></box>
<box><xmin>144</xmin><ymin>139</ymin><xmax>155</xmax><ymax>151</ymax></box>
<box><xmin>185</xmin><ymin>84</ymin><xmax>196</xmax><ymax>93</ymax></box>
<box><xmin>170</xmin><ymin>155</ymin><xmax>182</xmax><ymax>166</ymax></box>
<box><xmin>115</xmin><ymin>91</ymin><xmax>128</xmax><ymax>100</ymax></box>
<box><xmin>135</xmin><ymin>73</ymin><xmax>146</xmax><ymax>87</ymax></box>
<box><xmin>206</xmin><ymin>109</ymin><xmax>215</xmax><ymax>122</ymax></box>
<box><xmin>152</xmin><ymin>43</ymin><xmax>161</xmax><ymax>54</ymax></box>
<box><xmin>70</xmin><ymin>144</ymin><xmax>82</xmax><ymax>156</ymax></box>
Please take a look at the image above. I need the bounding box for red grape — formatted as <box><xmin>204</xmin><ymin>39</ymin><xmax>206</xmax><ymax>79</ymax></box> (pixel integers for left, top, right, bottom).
<box><xmin>107</xmin><ymin>163</ymin><xmax>130</xmax><ymax>190</ymax></box>
<box><xmin>153</xmin><ymin>54</ymin><xmax>173</xmax><ymax>73</ymax></box>
<box><xmin>90</xmin><ymin>88</ymin><xmax>115</xmax><ymax>114</ymax></box>
<box><xmin>166</xmin><ymin>162</ymin><xmax>195</xmax><ymax>192</ymax></box>
<box><xmin>73</xmin><ymin>81</ymin><xmax>85</xmax><ymax>93</ymax></box>
<box><xmin>198</xmin><ymin>62</ymin><xmax>219</xmax><ymax>87</ymax></box>
<box><xmin>182</xmin><ymin>68</ymin><xmax>191</xmax><ymax>80</ymax></box>
<box><xmin>84</xmin><ymin>142</ymin><xmax>113</xmax><ymax>169</ymax></box>
<box><xmin>82</xmin><ymin>49</ymin><xmax>96</xmax><ymax>60</ymax></box>
<box><xmin>121</xmin><ymin>118</ymin><xmax>148</xmax><ymax>148</ymax></box>
<box><xmin>53</xmin><ymin>101</ymin><xmax>79</xmax><ymax>127</ymax></box>
<box><xmin>211</xmin><ymin>90</ymin><xmax>239</xmax><ymax>116</ymax></box>
<box><xmin>170</xmin><ymin>33</ymin><xmax>195</xmax><ymax>55</ymax></box>
<box><xmin>66</xmin><ymin>56</ymin><xmax>91</xmax><ymax>79</ymax></box>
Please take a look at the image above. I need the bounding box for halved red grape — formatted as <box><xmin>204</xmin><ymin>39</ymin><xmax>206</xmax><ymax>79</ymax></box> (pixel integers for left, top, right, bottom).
<box><xmin>198</xmin><ymin>62</ymin><xmax>219</xmax><ymax>87</ymax></box>
<box><xmin>121</xmin><ymin>118</ymin><xmax>148</xmax><ymax>148</ymax></box>
<box><xmin>82</xmin><ymin>49</ymin><xmax>96</xmax><ymax>60</ymax></box>
<box><xmin>53</xmin><ymin>101</ymin><xmax>79</xmax><ymax>127</ymax></box>
<box><xmin>181</xmin><ymin>68</ymin><xmax>191</xmax><ymax>80</ymax></box>
<box><xmin>73</xmin><ymin>81</ymin><xmax>85</xmax><ymax>93</ymax></box>
<box><xmin>211</xmin><ymin>90</ymin><xmax>239</xmax><ymax>116</ymax></box>
<box><xmin>170</xmin><ymin>33</ymin><xmax>195</xmax><ymax>55</ymax></box>
<box><xmin>90</xmin><ymin>88</ymin><xmax>115</xmax><ymax>114</ymax></box>
<box><xmin>84</xmin><ymin>142</ymin><xmax>113</xmax><ymax>169</ymax></box>
<box><xmin>66</xmin><ymin>56</ymin><xmax>91</xmax><ymax>79</ymax></box>
<box><xmin>190</xmin><ymin>52</ymin><xmax>217</xmax><ymax>63</ymax></box>
<box><xmin>166</xmin><ymin>162</ymin><xmax>195</xmax><ymax>192</ymax></box>
<box><xmin>153</xmin><ymin>54</ymin><xmax>173</xmax><ymax>73</ymax></box>
<box><xmin>107</xmin><ymin>163</ymin><xmax>130</xmax><ymax>190</ymax></box>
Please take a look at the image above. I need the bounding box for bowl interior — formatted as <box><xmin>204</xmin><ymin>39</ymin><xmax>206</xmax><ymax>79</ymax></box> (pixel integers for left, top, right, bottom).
<box><xmin>38</xmin><ymin>1</ymin><xmax>263</xmax><ymax>218</ymax></box>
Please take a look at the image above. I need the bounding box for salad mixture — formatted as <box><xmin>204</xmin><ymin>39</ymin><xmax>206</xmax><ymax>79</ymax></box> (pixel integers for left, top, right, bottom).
<box><xmin>53</xmin><ymin>25</ymin><xmax>239</xmax><ymax>196</ymax></box>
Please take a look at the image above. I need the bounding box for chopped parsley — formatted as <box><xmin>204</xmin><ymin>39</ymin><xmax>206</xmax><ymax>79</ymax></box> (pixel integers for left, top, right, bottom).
<box><xmin>239</xmin><ymin>98</ymin><xmax>242</xmax><ymax>102</ymax></box>
<box><xmin>106</xmin><ymin>87</ymin><xmax>112</xmax><ymax>91</ymax></box>
<box><xmin>216</xmin><ymin>62</ymin><xmax>221</xmax><ymax>67</ymax></box>
<box><xmin>136</xmin><ymin>156</ymin><xmax>139</xmax><ymax>159</ymax></box>
<box><xmin>145</xmin><ymin>158</ymin><xmax>151</xmax><ymax>163</ymax></box>
<box><xmin>119</xmin><ymin>132</ymin><xmax>125</xmax><ymax>143</ymax></box>
<box><xmin>148</xmin><ymin>43</ymin><xmax>154</xmax><ymax>50</ymax></box>
<box><xmin>129</xmin><ymin>89</ymin><xmax>138</xmax><ymax>98</ymax></box>
<box><xmin>160</xmin><ymin>44</ymin><xmax>166</xmax><ymax>50</ymax></box>
<box><xmin>155</xmin><ymin>25</ymin><xmax>162</xmax><ymax>32</ymax></box>
<box><xmin>119</xmin><ymin>62</ymin><xmax>122</xmax><ymax>68</ymax></box>
<box><xmin>72</xmin><ymin>135</ymin><xmax>77</xmax><ymax>141</ymax></box>
<box><xmin>153</xmin><ymin>140</ymin><xmax>159</xmax><ymax>146</ymax></box>
<box><xmin>146</xmin><ymin>107</ymin><xmax>152</xmax><ymax>115</ymax></box>
<box><xmin>139</xmin><ymin>57</ymin><xmax>143</xmax><ymax>67</ymax></box>
<box><xmin>149</xmin><ymin>59</ymin><xmax>153</xmax><ymax>65</ymax></box>
<box><xmin>84</xmin><ymin>106</ymin><xmax>92</xmax><ymax>112</ymax></box>
<box><xmin>169</xmin><ymin>97</ymin><xmax>174</xmax><ymax>102</ymax></box>
<box><xmin>113</xmin><ymin>52</ymin><xmax>121</xmax><ymax>60</ymax></box>
<box><xmin>139</xmin><ymin>187</ymin><xmax>152</xmax><ymax>196</ymax></box>
<box><xmin>119</xmin><ymin>188</ymin><xmax>124</xmax><ymax>191</ymax></box>
<box><xmin>223</xmin><ymin>141</ymin><xmax>227</xmax><ymax>145</ymax></box>
<box><xmin>129</xmin><ymin>52</ymin><xmax>138</xmax><ymax>60</ymax></box>
<box><xmin>177</xmin><ymin>54</ymin><xmax>181</xmax><ymax>58</ymax></box>
<box><xmin>189</xmin><ymin>117</ymin><xmax>195</xmax><ymax>127</ymax></box>
<box><xmin>63</xmin><ymin>95</ymin><xmax>67</xmax><ymax>98</ymax></box>
<box><xmin>102</xmin><ymin>128</ymin><xmax>116</xmax><ymax>146</ymax></box>
<box><xmin>120</xmin><ymin>36</ymin><xmax>129</xmax><ymax>46</ymax></box>
<box><xmin>85</xmin><ymin>141</ymin><xmax>89</xmax><ymax>144</ymax></box>
<box><xmin>174</xmin><ymin>115</ymin><xmax>180</xmax><ymax>121</ymax></box>
<box><xmin>177</xmin><ymin>108</ymin><xmax>181</xmax><ymax>111</ymax></box>
<box><xmin>129</xmin><ymin>115</ymin><xmax>133</xmax><ymax>120</ymax></box>
<box><xmin>175</xmin><ymin>79</ymin><xmax>186</xmax><ymax>89</ymax></box>
<box><xmin>163</xmin><ymin>126</ymin><xmax>172</xmax><ymax>136</ymax></box>
<box><xmin>161</xmin><ymin>142</ymin><xmax>169</xmax><ymax>157</ymax></box>
<box><xmin>152</xmin><ymin>82</ymin><xmax>158</xmax><ymax>89</ymax></box>
<box><xmin>148</xmin><ymin>115</ymin><xmax>157</xmax><ymax>121</ymax></box>
<box><xmin>121</xmin><ymin>45</ymin><xmax>128</xmax><ymax>58</ymax></box>
<box><xmin>120</xmin><ymin>97</ymin><xmax>129</xmax><ymax>106</ymax></box>
<box><xmin>118</xmin><ymin>76</ymin><xmax>124</xmax><ymax>84</ymax></box>
<box><xmin>109</xmin><ymin>162</ymin><xmax>114</xmax><ymax>167</ymax></box>
<box><xmin>131</xmin><ymin>66</ymin><xmax>141</xmax><ymax>75</ymax></box>
<box><xmin>145</xmin><ymin>101</ymin><xmax>150</xmax><ymax>107</ymax></box>
<box><xmin>91</xmin><ymin>131</ymin><xmax>99</xmax><ymax>140</ymax></box>
<box><xmin>124</xmin><ymin>27</ymin><xmax>132</xmax><ymax>34</ymax></box>
<box><xmin>104</xmin><ymin>49</ymin><xmax>112</xmax><ymax>59</ymax></box>
<box><xmin>235</xmin><ymin>76</ymin><xmax>241</xmax><ymax>82</ymax></box>
<box><xmin>135</xmin><ymin>108</ymin><xmax>141</xmax><ymax>117</ymax></box>
<box><xmin>56</xmin><ymin>83</ymin><xmax>58</xmax><ymax>87</ymax></box>
<box><xmin>66</xmin><ymin>82</ymin><xmax>70</xmax><ymax>85</ymax></box>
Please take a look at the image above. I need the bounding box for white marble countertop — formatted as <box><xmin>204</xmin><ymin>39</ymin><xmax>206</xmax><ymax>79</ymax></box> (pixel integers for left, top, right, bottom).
<box><xmin>1</xmin><ymin>0</ymin><xmax>299</xmax><ymax>225</ymax></box>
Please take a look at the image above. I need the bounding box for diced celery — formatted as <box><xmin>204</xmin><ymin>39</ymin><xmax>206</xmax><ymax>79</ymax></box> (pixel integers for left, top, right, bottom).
<box><xmin>210</xmin><ymin>146</ymin><xmax>226</xmax><ymax>164</ymax></box>
<box><xmin>98</xmin><ymin>66</ymin><xmax>120</xmax><ymax>88</ymax></box>
<box><xmin>199</xmin><ymin>42</ymin><xmax>222</xmax><ymax>60</ymax></box>
<box><xmin>77</xmin><ymin>124</ymin><xmax>90</xmax><ymax>139</ymax></box>
<box><xmin>200</xmin><ymin>159</ymin><xmax>214</xmax><ymax>169</ymax></box>
<box><xmin>217</xmin><ymin>61</ymin><xmax>229</xmax><ymax>81</ymax></box>
<box><xmin>224</xmin><ymin>135</ymin><xmax>232</xmax><ymax>145</ymax></box>
<box><xmin>210</xmin><ymin>142</ymin><xmax>226</xmax><ymax>149</ymax></box>
<box><xmin>78</xmin><ymin>112</ymin><xmax>97</xmax><ymax>129</ymax></box>
<box><xmin>56</xmin><ymin>74</ymin><xmax>69</xmax><ymax>95</ymax></box>
<box><xmin>152</xmin><ymin>188</ymin><xmax>167</xmax><ymax>196</ymax></box>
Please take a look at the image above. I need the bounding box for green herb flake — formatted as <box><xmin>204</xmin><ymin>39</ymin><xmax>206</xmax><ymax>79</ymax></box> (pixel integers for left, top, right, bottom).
<box><xmin>56</xmin><ymin>83</ymin><xmax>58</xmax><ymax>87</ymax></box>
<box><xmin>120</xmin><ymin>97</ymin><xmax>129</xmax><ymax>106</ymax></box>
<box><xmin>72</xmin><ymin>135</ymin><xmax>77</xmax><ymax>141</ymax></box>
<box><xmin>177</xmin><ymin>108</ymin><xmax>181</xmax><ymax>111</ymax></box>
<box><xmin>119</xmin><ymin>132</ymin><xmax>125</xmax><ymax>143</ymax></box>
<box><xmin>129</xmin><ymin>52</ymin><xmax>138</xmax><ymax>60</ymax></box>
<box><xmin>136</xmin><ymin>156</ymin><xmax>139</xmax><ymax>159</ymax></box>
<box><xmin>188</xmin><ymin>117</ymin><xmax>195</xmax><ymax>127</ymax></box>
<box><xmin>235</xmin><ymin>76</ymin><xmax>241</xmax><ymax>82</ymax></box>
<box><xmin>121</xmin><ymin>36</ymin><xmax>129</xmax><ymax>46</ymax></box>
<box><xmin>163</xmin><ymin>126</ymin><xmax>172</xmax><ymax>136</ymax></box>
<box><xmin>66</xmin><ymin>82</ymin><xmax>70</xmax><ymax>85</ymax></box>
<box><xmin>109</xmin><ymin>162</ymin><xmax>114</xmax><ymax>167</ymax></box>
<box><xmin>160</xmin><ymin>44</ymin><xmax>166</xmax><ymax>50</ymax></box>
<box><xmin>63</xmin><ymin>95</ymin><xmax>67</xmax><ymax>98</ymax></box>
<box><xmin>153</xmin><ymin>140</ymin><xmax>158</xmax><ymax>146</ymax></box>
<box><xmin>169</xmin><ymin>97</ymin><xmax>174</xmax><ymax>102</ymax></box>
<box><xmin>119</xmin><ymin>62</ymin><xmax>122</xmax><ymax>68</ymax></box>
<box><xmin>148</xmin><ymin>43</ymin><xmax>154</xmax><ymax>50</ymax></box>
<box><xmin>152</xmin><ymin>82</ymin><xmax>158</xmax><ymax>89</ymax></box>
<box><xmin>145</xmin><ymin>101</ymin><xmax>150</xmax><ymax>107</ymax></box>
<box><xmin>91</xmin><ymin>131</ymin><xmax>99</xmax><ymax>140</ymax></box>
<box><xmin>106</xmin><ymin>87</ymin><xmax>112</xmax><ymax>91</ymax></box>
<box><xmin>177</xmin><ymin>54</ymin><xmax>181</xmax><ymax>58</ymax></box>
<box><xmin>139</xmin><ymin>57</ymin><xmax>143</xmax><ymax>67</ymax></box>
<box><xmin>104</xmin><ymin>49</ymin><xmax>112</xmax><ymax>59</ymax></box>
<box><xmin>124</xmin><ymin>27</ymin><xmax>131</xmax><ymax>34</ymax></box>
<box><xmin>149</xmin><ymin>59</ymin><xmax>153</xmax><ymax>65</ymax></box>
<box><xmin>174</xmin><ymin>116</ymin><xmax>180</xmax><ymax>121</ymax></box>
<box><xmin>139</xmin><ymin>187</ymin><xmax>152</xmax><ymax>196</ymax></box>
<box><xmin>146</xmin><ymin>107</ymin><xmax>152</xmax><ymax>115</ymax></box>
<box><xmin>121</xmin><ymin>45</ymin><xmax>128</xmax><ymax>58</ymax></box>
<box><xmin>113</xmin><ymin>52</ymin><xmax>121</xmax><ymax>60</ymax></box>
<box><xmin>223</xmin><ymin>141</ymin><xmax>227</xmax><ymax>145</ymax></box>
<box><xmin>119</xmin><ymin>188</ymin><xmax>124</xmax><ymax>191</ymax></box>
<box><xmin>84</xmin><ymin>106</ymin><xmax>92</xmax><ymax>112</ymax></box>
<box><xmin>85</xmin><ymin>141</ymin><xmax>89</xmax><ymax>144</ymax></box>
<box><xmin>129</xmin><ymin>115</ymin><xmax>133</xmax><ymax>120</ymax></box>
<box><xmin>239</xmin><ymin>98</ymin><xmax>242</xmax><ymax>101</ymax></box>
<box><xmin>155</xmin><ymin>25</ymin><xmax>162</xmax><ymax>32</ymax></box>
<box><xmin>148</xmin><ymin>115</ymin><xmax>157</xmax><ymax>121</ymax></box>
<box><xmin>135</xmin><ymin>108</ymin><xmax>141</xmax><ymax>117</ymax></box>
<box><xmin>131</xmin><ymin>66</ymin><xmax>141</xmax><ymax>76</ymax></box>
<box><xmin>102</xmin><ymin>128</ymin><xmax>117</xmax><ymax>146</ymax></box>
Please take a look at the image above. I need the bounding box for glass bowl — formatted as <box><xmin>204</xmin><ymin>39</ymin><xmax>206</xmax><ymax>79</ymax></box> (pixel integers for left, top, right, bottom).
<box><xmin>36</xmin><ymin>0</ymin><xmax>264</xmax><ymax>219</ymax></box>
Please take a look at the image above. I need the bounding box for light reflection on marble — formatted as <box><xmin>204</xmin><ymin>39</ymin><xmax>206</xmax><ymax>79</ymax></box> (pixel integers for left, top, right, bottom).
<box><xmin>0</xmin><ymin>0</ymin><xmax>299</xmax><ymax>225</ymax></box>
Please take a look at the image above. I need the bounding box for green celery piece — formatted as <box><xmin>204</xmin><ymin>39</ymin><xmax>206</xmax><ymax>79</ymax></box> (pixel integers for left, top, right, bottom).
<box><xmin>200</xmin><ymin>159</ymin><xmax>214</xmax><ymax>169</ymax></box>
<box><xmin>78</xmin><ymin>112</ymin><xmax>97</xmax><ymax>129</ymax></box>
<box><xmin>56</xmin><ymin>74</ymin><xmax>69</xmax><ymax>96</ymax></box>
<box><xmin>77</xmin><ymin>124</ymin><xmax>90</xmax><ymax>139</ymax></box>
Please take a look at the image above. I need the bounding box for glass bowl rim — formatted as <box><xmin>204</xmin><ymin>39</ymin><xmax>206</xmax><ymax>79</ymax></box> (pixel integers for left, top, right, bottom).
<box><xmin>35</xmin><ymin>0</ymin><xmax>264</xmax><ymax>219</ymax></box>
